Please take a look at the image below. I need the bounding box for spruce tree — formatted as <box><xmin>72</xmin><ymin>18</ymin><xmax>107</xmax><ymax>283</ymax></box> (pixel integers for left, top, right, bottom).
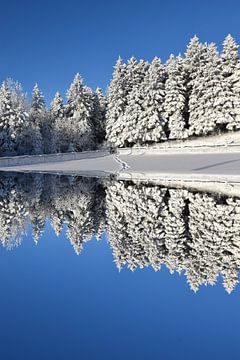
<box><xmin>188</xmin><ymin>43</ymin><xmax>224</xmax><ymax>135</ymax></box>
<box><xmin>66</xmin><ymin>73</ymin><xmax>94</xmax><ymax>151</ymax></box>
<box><xmin>220</xmin><ymin>35</ymin><xmax>240</xmax><ymax>130</ymax></box>
<box><xmin>0</xmin><ymin>82</ymin><xmax>14</xmax><ymax>154</ymax></box>
<box><xmin>92</xmin><ymin>87</ymin><xmax>106</xmax><ymax>145</ymax></box>
<box><xmin>106</xmin><ymin>57</ymin><xmax>127</xmax><ymax>146</ymax></box>
<box><xmin>119</xmin><ymin>59</ymin><xmax>149</xmax><ymax>146</ymax></box>
<box><xmin>231</xmin><ymin>61</ymin><xmax>240</xmax><ymax>129</ymax></box>
<box><xmin>221</xmin><ymin>34</ymin><xmax>239</xmax><ymax>77</ymax></box>
<box><xmin>31</xmin><ymin>84</ymin><xmax>46</xmax><ymax>122</ymax></box>
<box><xmin>139</xmin><ymin>57</ymin><xmax>167</xmax><ymax>143</ymax></box>
<box><xmin>164</xmin><ymin>55</ymin><xmax>188</xmax><ymax>139</ymax></box>
<box><xmin>0</xmin><ymin>82</ymin><xmax>27</xmax><ymax>155</ymax></box>
<box><xmin>185</xmin><ymin>37</ymin><xmax>207</xmax><ymax>136</ymax></box>
<box><xmin>51</xmin><ymin>92</ymin><xmax>65</xmax><ymax>152</ymax></box>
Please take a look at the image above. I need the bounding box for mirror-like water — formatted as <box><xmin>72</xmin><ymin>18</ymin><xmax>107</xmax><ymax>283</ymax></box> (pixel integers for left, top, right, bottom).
<box><xmin>0</xmin><ymin>172</ymin><xmax>240</xmax><ymax>359</ymax></box>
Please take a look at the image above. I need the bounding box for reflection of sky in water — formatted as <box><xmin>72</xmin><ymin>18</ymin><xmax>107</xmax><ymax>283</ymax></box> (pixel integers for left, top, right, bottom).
<box><xmin>0</xmin><ymin>173</ymin><xmax>240</xmax><ymax>359</ymax></box>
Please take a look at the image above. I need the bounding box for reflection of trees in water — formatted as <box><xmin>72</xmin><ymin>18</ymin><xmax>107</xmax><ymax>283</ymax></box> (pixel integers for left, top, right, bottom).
<box><xmin>0</xmin><ymin>173</ymin><xmax>106</xmax><ymax>254</ymax></box>
<box><xmin>0</xmin><ymin>173</ymin><xmax>240</xmax><ymax>293</ymax></box>
<box><xmin>106</xmin><ymin>182</ymin><xmax>240</xmax><ymax>293</ymax></box>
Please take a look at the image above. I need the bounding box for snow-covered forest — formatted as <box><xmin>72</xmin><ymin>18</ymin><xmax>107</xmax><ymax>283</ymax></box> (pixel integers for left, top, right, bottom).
<box><xmin>0</xmin><ymin>35</ymin><xmax>240</xmax><ymax>155</ymax></box>
<box><xmin>1</xmin><ymin>172</ymin><xmax>240</xmax><ymax>293</ymax></box>
<box><xmin>106</xmin><ymin>34</ymin><xmax>240</xmax><ymax>146</ymax></box>
<box><xmin>0</xmin><ymin>76</ymin><xmax>106</xmax><ymax>155</ymax></box>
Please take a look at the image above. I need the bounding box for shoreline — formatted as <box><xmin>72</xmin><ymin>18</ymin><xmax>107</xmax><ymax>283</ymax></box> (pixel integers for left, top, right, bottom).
<box><xmin>0</xmin><ymin>147</ymin><xmax>240</xmax><ymax>197</ymax></box>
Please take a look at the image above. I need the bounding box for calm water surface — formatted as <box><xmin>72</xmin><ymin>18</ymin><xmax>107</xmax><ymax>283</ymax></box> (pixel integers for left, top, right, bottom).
<box><xmin>0</xmin><ymin>173</ymin><xmax>239</xmax><ymax>360</ymax></box>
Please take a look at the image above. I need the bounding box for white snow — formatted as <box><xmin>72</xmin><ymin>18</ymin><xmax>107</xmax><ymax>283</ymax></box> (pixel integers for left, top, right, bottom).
<box><xmin>0</xmin><ymin>152</ymin><xmax>120</xmax><ymax>175</ymax></box>
<box><xmin>130</xmin><ymin>131</ymin><xmax>240</xmax><ymax>150</ymax></box>
<box><xmin>1</xmin><ymin>148</ymin><xmax>240</xmax><ymax>188</ymax></box>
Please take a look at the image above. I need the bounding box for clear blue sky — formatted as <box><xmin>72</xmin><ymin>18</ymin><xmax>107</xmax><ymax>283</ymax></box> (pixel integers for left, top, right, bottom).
<box><xmin>0</xmin><ymin>0</ymin><xmax>239</xmax><ymax>104</ymax></box>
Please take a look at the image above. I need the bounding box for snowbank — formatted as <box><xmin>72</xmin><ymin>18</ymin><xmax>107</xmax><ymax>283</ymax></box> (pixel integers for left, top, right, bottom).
<box><xmin>128</xmin><ymin>131</ymin><xmax>240</xmax><ymax>153</ymax></box>
<box><xmin>0</xmin><ymin>149</ymin><xmax>110</xmax><ymax>167</ymax></box>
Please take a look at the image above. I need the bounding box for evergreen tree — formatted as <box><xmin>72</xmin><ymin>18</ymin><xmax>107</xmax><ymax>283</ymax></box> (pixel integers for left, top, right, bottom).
<box><xmin>92</xmin><ymin>87</ymin><xmax>106</xmax><ymax>145</ymax></box>
<box><xmin>5</xmin><ymin>80</ymin><xmax>32</xmax><ymax>155</ymax></box>
<box><xmin>221</xmin><ymin>34</ymin><xmax>239</xmax><ymax>78</ymax></box>
<box><xmin>231</xmin><ymin>61</ymin><xmax>240</xmax><ymax>129</ymax></box>
<box><xmin>106</xmin><ymin>58</ymin><xmax>127</xmax><ymax>146</ymax></box>
<box><xmin>189</xmin><ymin>43</ymin><xmax>227</xmax><ymax>135</ymax></box>
<box><xmin>164</xmin><ymin>55</ymin><xmax>188</xmax><ymax>139</ymax></box>
<box><xmin>51</xmin><ymin>92</ymin><xmax>65</xmax><ymax>153</ymax></box>
<box><xmin>0</xmin><ymin>82</ymin><xmax>15</xmax><ymax>154</ymax></box>
<box><xmin>66</xmin><ymin>73</ymin><xmax>94</xmax><ymax>151</ymax></box>
<box><xmin>139</xmin><ymin>57</ymin><xmax>167</xmax><ymax>143</ymax></box>
<box><xmin>51</xmin><ymin>91</ymin><xmax>64</xmax><ymax>118</ymax></box>
<box><xmin>119</xmin><ymin>59</ymin><xmax>149</xmax><ymax>146</ymax></box>
<box><xmin>31</xmin><ymin>84</ymin><xmax>53</xmax><ymax>153</ymax></box>
<box><xmin>28</xmin><ymin>84</ymin><xmax>45</xmax><ymax>154</ymax></box>
<box><xmin>220</xmin><ymin>35</ymin><xmax>240</xmax><ymax>130</ymax></box>
<box><xmin>185</xmin><ymin>37</ymin><xmax>207</xmax><ymax>135</ymax></box>
<box><xmin>185</xmin><ymin>39</ymin><xmax>234</xmax><ymax>136</ymax></box>
<box><xmin>0</xmin><ymin>82</ymin><xmax>28</xmax><ymax>155</ymax></box>
<box><xmin>31</xmin><ymin>84</ymin><xmax>46</xmax><ymax>122</ymax></box>
<box><xmin>5</xmin><ymin>78</ymin><xmax>28</xmax><ymax>111</ymax></box>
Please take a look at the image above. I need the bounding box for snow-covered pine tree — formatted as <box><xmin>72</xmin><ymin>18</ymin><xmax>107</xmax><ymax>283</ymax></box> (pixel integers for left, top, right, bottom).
<box><xmin>28</xmin><ymin>84</ymin><xmax>45</xmax><ymax>154</ymax></box>
<box><xmin>0</xmin><ymin>80</ymin><xmax>41</xmax><ymax>156</ymax></box>
<box><xmin>189</xmin><ymin>43</ymin><xmax>229</xmax><ymax>135</ymax></box>
<box><xmin>106</xmin><ymin>57</ymin><xmax>127</xmax><ymax>147</ymax></box>
<box><xmin>31</xmin><ymin>84</ymin><xmax>46</xmax><ymax>123</ymax></box>
<box><xmin>115</xmin><ymin>58</ymin><xmax>149</xmax><ymax>146</ymax></box>
<box><xmin>0</xmin><ymin>81</ymin><xmax>28</xmax><ymax>155</ymax></box>
<box><xmin>232</xmin><ymin>61</ymin><xmax>240</xmax><ymax>129</ymax></box>
<box><xmin>5</xmin><ymin>79</ymin><xmax>28</xmax><ymax>111</ymax></box>
<box><xmin>185</xmin><ymin>36</ymin><xmax>207</xmax><ymax>136</ymax></box>
<box><xmin>221</xmin><ymin>34</ymin><xmax>239</xmax><ymax>78</ymax></box>
<box><xmin>164</xmin><ymin>54</ymin><xmax>188</xmax><ymax>139</ymax></box>
<box><xmin>125</xmin><ymin>57</ymin><xmax>148</xmax><ymax>95</ymax></box>
<box><xmin>31</xmin><ymin>84</ymin><xmax>53</xmax><ymax>153</ymax></box>
<box><xmin>220</xmin><ymin>35</ymin><xmax>240</xmax><ymax>130</ymax></box>
<box><xmin>0</xmin><ymin>82</ymin><xmax>15</xmax><ymax>154</ymax></box>
<box><xmin>184</xmin><ymin>35</ymin><xmax>207</xmax><ymax>82</ymax></box>
<box><xmin>138</xmin><ymin>57</ymin><xmax>167</xmax><ymax>143</ymax></box>
<box><xmin>4</xmin><ymin>79</ymin><xmax>32</xmax><ymax>155</ymax></box>
<box><xmin>91</xmin><ymin>87</ymin><xmax>106</xmax><ymax>145</ymax></box>
<box><xmin>185</xmin><ymin>38</ymin><xmax>229</xmax><ymax>135</ymax></box>
<box><xmin>66</xmin><ymin>73</ymin><xmax>94</xmax><ymax>152</ymax></box>
<box><xmin>51</xmin><ymin>91</ymin><xmax>64</xmax><ymax>118</ymax></box>
<box><xmin>82</xmin><ymin>85</ymin><xmax>99</xmax><ymax>148</ymax></box>
<box><xmin>50</xmin><ymin>92</ymin><xmax>65</xmax><ymax>153</ymax></box>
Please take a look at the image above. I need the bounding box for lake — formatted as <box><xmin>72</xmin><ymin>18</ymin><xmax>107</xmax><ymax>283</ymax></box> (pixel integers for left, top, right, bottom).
<box><xmin>0</xmin><ymin>172</ymin><xmax>239</xmax><ymax>359</ymax></box>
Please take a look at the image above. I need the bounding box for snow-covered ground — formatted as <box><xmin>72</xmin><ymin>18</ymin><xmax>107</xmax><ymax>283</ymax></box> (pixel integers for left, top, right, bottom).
<box><xmin>0</xmin><ymin>152</ymin><xmax>120</xmax><ymax>176</ymax></box>
<box><xmin>131</xmin><ymin>131</ymin><xmax>240</xmax><ymax>150</ymax></box>
<box><xmin>1</xmin><ymin>146</ymin><xmax>240</xmax><ymax>196</ymax></box>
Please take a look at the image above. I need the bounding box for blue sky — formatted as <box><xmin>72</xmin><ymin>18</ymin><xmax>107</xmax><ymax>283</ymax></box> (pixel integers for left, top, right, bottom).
<box><xmin>0</xmin><ymin>0</ymin><xmax>239</xmax><ymax>104</ymax></box>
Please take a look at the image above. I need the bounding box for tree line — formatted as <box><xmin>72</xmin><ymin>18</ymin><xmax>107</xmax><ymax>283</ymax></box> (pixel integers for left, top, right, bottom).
<box><xmin>106</xmin><ymin>35</ymin><xmax>240</xmax><ymax>146</ymax></box>
<box><xmin>1</xmin><ymin>172</ymin><xmax>240</xmax><ymax>293</ymax></box>
<box><xmin>0</xmin><ymin>35</ymin><xmax>239</xmax><ymax>155</ymax></box>
<box><xmin>0</xmin><ymin>76</ymin><xmax>106</xmax><ymax>155</ymax></box>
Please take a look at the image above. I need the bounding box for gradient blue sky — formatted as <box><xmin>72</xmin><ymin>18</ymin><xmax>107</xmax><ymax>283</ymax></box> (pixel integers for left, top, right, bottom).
<box><xmin>0</xmin><ymin>0</ymin><xmax>239</xmax><ymax>104</ymax></box>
